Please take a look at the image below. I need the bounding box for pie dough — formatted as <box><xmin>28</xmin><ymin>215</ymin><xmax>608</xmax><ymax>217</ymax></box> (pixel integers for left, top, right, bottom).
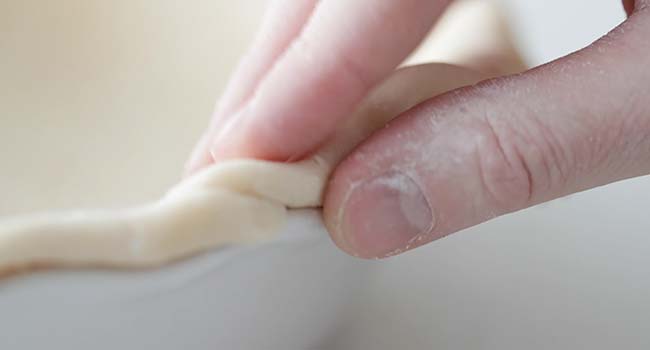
<box><xmin>0</xmin><ymin>0</ymin><xmax>526</xmax><ymax>275</ymax></box>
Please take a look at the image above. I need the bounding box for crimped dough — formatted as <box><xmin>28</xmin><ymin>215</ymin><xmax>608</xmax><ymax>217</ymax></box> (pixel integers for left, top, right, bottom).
<box><xmin>0</xmin><ymin>189</ymin><xmax>286</xmax><ymax>269</ymax></box>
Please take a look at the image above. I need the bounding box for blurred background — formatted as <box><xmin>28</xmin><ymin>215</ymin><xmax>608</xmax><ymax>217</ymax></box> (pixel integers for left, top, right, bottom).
<box><xmin>2</xmin><ymin>0</ymin><xmax>649</xmax><ymax>348</ymax></box>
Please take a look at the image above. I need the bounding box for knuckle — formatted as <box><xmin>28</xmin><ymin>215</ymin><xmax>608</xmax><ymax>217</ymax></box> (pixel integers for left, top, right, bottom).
<box><xmin>474</xmin><ymin>119</ymin><xmax>533</xmax><ymax>212</ymax></box>
<box><xmin>475</xmin><ymin>114</ymin><xmax>572</xmax><ymax>211</ymax></box>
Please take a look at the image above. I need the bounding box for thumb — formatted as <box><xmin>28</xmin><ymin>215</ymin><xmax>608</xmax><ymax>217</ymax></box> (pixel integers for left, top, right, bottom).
<box><xmin>324</xmin><ymin>6</ymin><xmax>650</xmax><ymax>259</ymax></box>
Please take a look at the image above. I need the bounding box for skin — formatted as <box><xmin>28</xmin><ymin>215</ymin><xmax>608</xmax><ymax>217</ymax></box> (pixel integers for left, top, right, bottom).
<box><xmin>187</xmin><ymin>0</ymin><xmax>650</xmax><ymax>259</ymax></box>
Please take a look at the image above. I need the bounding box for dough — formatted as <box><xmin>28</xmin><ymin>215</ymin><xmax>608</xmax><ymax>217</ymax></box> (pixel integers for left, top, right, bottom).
<box><xmin>0</xmin><ymin>0</ymin><xmax>526</xmax><ymax>275</ymax></box>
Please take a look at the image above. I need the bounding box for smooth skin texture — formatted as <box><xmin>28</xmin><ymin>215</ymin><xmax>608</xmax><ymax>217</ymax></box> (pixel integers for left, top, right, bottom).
<box><xmin>188</xmin><ymin>0</ymin><xmax>650</xmax><ymax>259</ymax></box>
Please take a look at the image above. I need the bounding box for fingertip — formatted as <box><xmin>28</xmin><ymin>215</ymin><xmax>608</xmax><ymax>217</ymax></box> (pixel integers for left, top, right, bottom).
<box><xmin>208</xmin><ymin>119</ymin><xmax>255</xmax><ymax>162</ymax></box>
<box><xmin>323</xmin><ymin>174</ymin><xmax>359</xmax><ymax>258</ymax></box>
<box><xmin>207</xmin><ymin>109</ymin><xmax>255</xmax><ymax>162</ymax></box>
<box><xmin>183</xmin><ymin>133</ymin><xmax>215</xmax><ymax>178</ymax></box>
<box><xmin>323</xmin><ymin>154</ymin><xmax>435</xmax><ymax>259</ymax></box>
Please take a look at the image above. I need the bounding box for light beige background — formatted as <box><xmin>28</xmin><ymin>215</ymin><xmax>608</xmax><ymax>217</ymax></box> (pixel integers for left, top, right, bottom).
<box><xmin>2</xmin><ymin>1</ymin><xmax>650</xmax><ymax>349</ymax></box>
<box><xmin>1</xmin><ymin>1</ymin><xmax>263</xmax><ymax>214</ymax></box>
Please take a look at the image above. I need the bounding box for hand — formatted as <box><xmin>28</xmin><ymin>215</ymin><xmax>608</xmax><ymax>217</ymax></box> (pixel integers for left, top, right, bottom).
<box><xmin>325</xmin><ymin>0</ymin><xmax>650</xmax><ymax>258</ymax></box>
<box><xmin>190</xmin><ymin>0</ymin><xmax>650</xmax><ymax>259</ymax></box>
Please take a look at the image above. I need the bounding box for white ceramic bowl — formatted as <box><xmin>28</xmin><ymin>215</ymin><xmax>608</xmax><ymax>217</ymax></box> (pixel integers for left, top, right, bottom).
<box><xmin>0</xmin><ymin>210</ymin><xmax>373</xmax><ymax>349</ymax></box>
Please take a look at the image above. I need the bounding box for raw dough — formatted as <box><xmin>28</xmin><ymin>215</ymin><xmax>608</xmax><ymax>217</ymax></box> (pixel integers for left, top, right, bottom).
<box><xmin>0</xmin><ymin>0</ymin><xmax>526</xmax><ymax>275</ymax></box>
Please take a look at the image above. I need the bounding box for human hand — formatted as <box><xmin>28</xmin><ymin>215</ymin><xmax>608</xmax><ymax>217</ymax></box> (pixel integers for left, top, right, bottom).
<box><xmin>324</xmin><ymin>0</ymin><xmax>650</xmax><ymax>258</ymax></box>
<box><xmin>189</xmin><ymin>0</ymin><xmax>650</xmax><ymax>259</ymax></box>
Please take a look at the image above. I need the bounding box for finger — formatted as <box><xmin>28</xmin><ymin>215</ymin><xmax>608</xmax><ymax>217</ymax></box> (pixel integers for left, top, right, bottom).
<box><xmin>324</xmin><ymin>8</ymin><xmax>650</xmax><ymax>259</ymax></box>
<box><xmin>209</xmin><ymin>0</ymin><xmax>451</xmax><ymax>162</ymax></box>
<box><xmin>185</xmin><ymin>0</ymin><xmax>319</xmax><ymax>175</ymax></box>
<box><xmin>213</xmin><ymin>0</ymin><xmax>319</xmax><ymax>123</ymax></box>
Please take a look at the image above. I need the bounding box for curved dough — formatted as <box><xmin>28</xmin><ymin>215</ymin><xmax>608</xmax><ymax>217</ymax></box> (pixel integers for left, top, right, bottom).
<box><xmin>0</xmin><ymin>0</ymin><xmax>527</xmax><ymax>274</ymax></box>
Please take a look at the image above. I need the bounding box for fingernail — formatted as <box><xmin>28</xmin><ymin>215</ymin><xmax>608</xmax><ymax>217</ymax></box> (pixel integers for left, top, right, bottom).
<box><xmin>209</xmin><ymin>109</ymin><xmax>246</xmax><ymax>161</ymax></box>
<box><xmin>340</xmin><ymin>171</ymin><xmax>434</xmax><ymax>258</ymax></box>
<box><xmin>183</xmin><ymin>133</ymin><xmax>214</xmax><ymax>177</ymax></box>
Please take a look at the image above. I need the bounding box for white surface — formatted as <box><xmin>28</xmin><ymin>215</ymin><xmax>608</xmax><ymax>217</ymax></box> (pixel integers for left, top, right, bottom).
<box><xmin>337</xmin><ymin>177</ymin><xmax>650</xmax><ymax>349</ymax></box>
<box><xmin>1</xmin><ymin>1</ymin><xmax>649</xmax><ymax>349</ymax></box>
<box><xmin>0</xmin><ymin>211</ymin><xmax>373</xmax><ymax>349</ymax></box>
